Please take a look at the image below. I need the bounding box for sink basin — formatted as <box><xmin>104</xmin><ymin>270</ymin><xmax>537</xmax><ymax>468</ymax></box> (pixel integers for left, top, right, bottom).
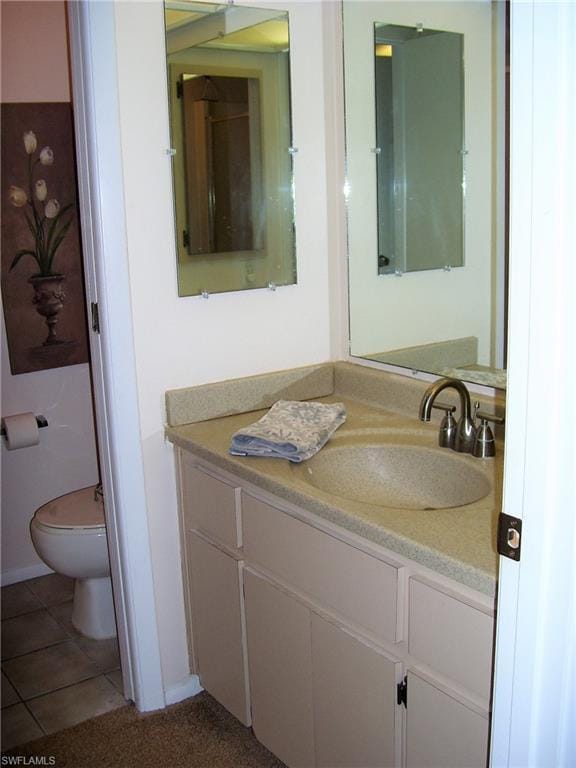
<box><xmin>296</xmin><ymin>444</ymin><xmax>491</xmax><ymax>510</ymax></box>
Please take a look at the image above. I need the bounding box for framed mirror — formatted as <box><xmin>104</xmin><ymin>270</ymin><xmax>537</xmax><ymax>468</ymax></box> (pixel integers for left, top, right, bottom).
<box><xmin>165</xmin><ymin>1</ymin><xmax>296</xmax><ymax>297</ymax></box>
<box><xmin>343</xmin><ymin>1</ymin><xmax>507</xmax><ymax>390</ymax></box>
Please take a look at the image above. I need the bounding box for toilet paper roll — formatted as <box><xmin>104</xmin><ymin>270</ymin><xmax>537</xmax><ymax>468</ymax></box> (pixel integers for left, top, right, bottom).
<box><xmin>2</xmin><ymin>412</ymin><xmax>40</xmax><ymax>450</ymax></box>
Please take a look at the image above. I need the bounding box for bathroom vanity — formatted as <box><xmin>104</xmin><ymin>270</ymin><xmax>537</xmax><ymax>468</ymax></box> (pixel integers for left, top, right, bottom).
<box><xmin>166</xmin><ymin>363</ymin><xmax>503</xmax><ymax>768</ymax></box>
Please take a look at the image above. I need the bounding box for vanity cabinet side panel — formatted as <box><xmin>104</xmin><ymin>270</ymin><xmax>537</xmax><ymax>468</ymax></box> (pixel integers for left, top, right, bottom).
<box><xmin>242</xmin><ymin>493</ymin><xmax>399</xmax><ymax>642</ymax></box>
<box><xmin>408</xmin><ymin>578</ymin><xmax>493</xmax><ymax>702</ymax></box>
<box><xmin>180</xmin><ymin>454</ymin><xmax>241</xmax><ymax>549</ymax></box>
<box><xmin>311</xmin><ymin>613</ymin><xmax>400</xmax><ymax>768</ymax></box>
<box><xmin>244</xmin><ymin>569</ymin><xmax>315</xmax><ymax>768</ymax></box>
<box><xmin>405</xmin><ymin>672</ymin><xmax>489</xmax><ymax>768</ymax></box>
<box><xmin>175</xmin><ymin>449</ymin><xmax>198</xmax><ymax>673</ymax></box>
<box><xmin>188</xmin><ymin>532</ymin><xmax>250</xmax><ymax>725</ymax></box>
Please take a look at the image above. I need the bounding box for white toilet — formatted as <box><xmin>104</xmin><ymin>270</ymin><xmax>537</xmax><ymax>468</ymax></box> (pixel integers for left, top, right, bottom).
<box><xmin>30</xmin><ymin>485</ymin><xmax>117</xmax><ymax>639</ymax></box>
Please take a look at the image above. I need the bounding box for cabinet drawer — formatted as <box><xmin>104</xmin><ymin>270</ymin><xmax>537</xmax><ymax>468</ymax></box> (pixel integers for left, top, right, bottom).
<box><xmin>408</xmin><ymin>578</ymin><xmax>493</xmax><ymax>702</ymax></box>
<box><xmin>242</xmin><ymin>493</ymin><xmax>399</xmax><ymax>643</ymax></box>
<box><xmin>180</xmin><ymin>455</ymin><xmax>241</xmax><ymax>549</ymax></box>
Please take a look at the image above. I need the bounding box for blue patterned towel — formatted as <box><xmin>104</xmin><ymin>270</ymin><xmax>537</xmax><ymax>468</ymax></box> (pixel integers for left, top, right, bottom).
<box><xmin>230</xmin><ymin>400</ymin><xmax>347</xmax><ymax>462</ymax></box>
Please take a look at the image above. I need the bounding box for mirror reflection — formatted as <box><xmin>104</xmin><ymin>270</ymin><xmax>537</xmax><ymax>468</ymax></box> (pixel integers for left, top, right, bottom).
<box><xmin>180</xmin><ymin>74</ymin><xmax>263</xmax><ymax>256</ymax></box>
<box><xmin>165</xmin><ymin>1</ymin><xmax>296</xmax><ymax>296</ymax></box>
<box><xmin>343</xmin><ymin>2</ymin><xmax>507</xmax><ymax>389</ymax></box>
<box><xmin>374</xmin><ymin>24</ymin><xmax>464</xmax><ymax>275</ymax></box>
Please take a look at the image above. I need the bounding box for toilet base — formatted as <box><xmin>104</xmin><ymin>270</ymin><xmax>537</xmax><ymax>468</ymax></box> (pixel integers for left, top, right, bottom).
<box><xmin>72</xmin><ymin>576</ymin><xmax>117</xmax><ymax>639</ymax></box>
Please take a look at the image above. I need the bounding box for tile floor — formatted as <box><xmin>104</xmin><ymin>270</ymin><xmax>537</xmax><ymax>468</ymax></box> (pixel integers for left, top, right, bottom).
<box><xmin>1</xmin><ymin>573</ymin><xmax>125</xmax><ymax>752</ymax></box>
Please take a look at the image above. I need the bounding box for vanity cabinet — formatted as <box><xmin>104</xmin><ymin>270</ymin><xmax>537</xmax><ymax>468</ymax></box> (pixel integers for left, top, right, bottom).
<box><xmin>176</xmin><ymin>450</ymin><xmax>494</xmax><ymax>768</ymax></box>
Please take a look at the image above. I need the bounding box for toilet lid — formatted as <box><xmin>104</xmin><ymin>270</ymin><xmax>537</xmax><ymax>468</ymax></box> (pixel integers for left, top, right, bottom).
<box><xmin>35</xmin><ymin>486</ymin><xmax>105</xmax><ymax>530</ymax></box>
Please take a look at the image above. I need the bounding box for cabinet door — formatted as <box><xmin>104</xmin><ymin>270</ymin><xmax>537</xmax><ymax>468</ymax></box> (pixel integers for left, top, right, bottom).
<box><xmin>244</xmin><ymin>570</ymin><xmax>315</xmax><ymax>768</ymax></box>
<box><xmin>311</xmin><ymin>613</ymin><xmax>400</xmax><ymax>768</ymax></box>
<box><xmin>188</xmin><ymin>532</ymin><xmax>250</xmax><ymax>725</ymax></box>
<box><xmin>405</xmin><ymin>672</ymin><xmax>489</xmax><ymax>768</ymax></box>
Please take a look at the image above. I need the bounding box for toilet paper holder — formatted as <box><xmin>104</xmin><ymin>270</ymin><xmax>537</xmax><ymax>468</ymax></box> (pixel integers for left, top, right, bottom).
<box><xmin>0</xmin><ymin>414</ymin><xmax>48</xmax><ymax>438</ymax></box>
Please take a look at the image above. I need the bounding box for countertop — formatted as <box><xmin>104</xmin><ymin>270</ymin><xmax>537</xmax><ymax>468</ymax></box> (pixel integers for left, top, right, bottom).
<box><xmin>166</xmin><ymin>393</ymin><xmax>502</xmax><ymax>597</ymax></box>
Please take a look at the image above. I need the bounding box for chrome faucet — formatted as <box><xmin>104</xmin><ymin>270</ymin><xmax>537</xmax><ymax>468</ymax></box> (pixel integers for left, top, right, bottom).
<box><xmin>419</xmin><ymin>378</ymin><xmax>476</xmax><ymax>454</ymax></box>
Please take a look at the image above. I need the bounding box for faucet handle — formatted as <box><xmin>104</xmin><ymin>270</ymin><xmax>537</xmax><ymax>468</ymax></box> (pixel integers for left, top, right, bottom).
<box><xmin>472</xmin><ymin>405</ymin><xmax>505</xmax><ymax>458</ymax></box>
<box><xmin>432</xmin><ymin>401</ymin><xmax>456</xmax><ymax>414</ymax></box>
<box><xmin>475</xmin><ymin>408</ymin><xmax>505</xmax><ymax>426</ymax></box>
<box><xmin>473</xmin><ymin>400</ymin><xmax>505</xmax><ymax>426</ymax></box>
<box><xmin>432</xmin><ymin>402</ymin><xmax>457</xmax><ymax>449</ymax></box>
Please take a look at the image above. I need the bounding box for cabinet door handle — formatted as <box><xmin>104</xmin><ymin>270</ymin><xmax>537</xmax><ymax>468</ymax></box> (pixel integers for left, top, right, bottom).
<box><xmin>397</xmin><ymin>675</ymin><xmax>408</xmax><ymax>708</ymax></box>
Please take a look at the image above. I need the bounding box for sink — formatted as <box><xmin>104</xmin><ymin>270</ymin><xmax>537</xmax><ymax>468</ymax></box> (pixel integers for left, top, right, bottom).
<box><xmin>295</xmin><ymin>443</ymin><xmax>491</xmax><ymax>510</ymax></box>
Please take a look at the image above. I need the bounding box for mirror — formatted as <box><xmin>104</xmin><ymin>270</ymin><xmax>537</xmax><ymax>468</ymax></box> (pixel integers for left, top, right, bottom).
<box><xmin>343</xmin><ymin>2</ymin><xmax>507</xmax><ymax>389</ymax></box>
<box><xmin>374</xmin><ymin>24</ymin><xmax>464</xmax><ymax>275</ymax></box>
<box><xmin>165</xmin><ymin>1</ymin><xmax>296</xmax><ymax>296</ymax></box>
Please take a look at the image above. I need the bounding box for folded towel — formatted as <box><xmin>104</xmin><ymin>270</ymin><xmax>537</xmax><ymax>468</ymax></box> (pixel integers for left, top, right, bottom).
<box><xmin>230</xmin><ymin>400</ymin><xmax>347</xmax><ymax>462</ymax></box>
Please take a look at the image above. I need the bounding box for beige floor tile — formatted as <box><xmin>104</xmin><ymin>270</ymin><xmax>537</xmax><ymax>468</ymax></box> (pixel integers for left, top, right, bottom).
<box><xmin>27</xmin><ymin>676</ymin><xmax>126</xmax><ymax>735</ymax></box>
<box><xmin>105</xmin><ymin>668</ymin><xmax>124</xmax><ymax>693</ymax></box>
<box><xmin>1</xmin><ymin>582</ymin><xmax>43</xmax><ymax>620</ymax></box>
<box><xmin>1</xmin><ymin>610</ymin><xmax>68</xmax><ymax>660</ymax></box>
<box><xmin>74</xmin><ymin>635</ymin><xmax>120</xmax><ymax>673</ymax></box>
<box><xmin>2</xmin><ymin>671</ymin><xmax>21</xmax><ymax>708</ymax></box>
<box><xmin>0</xmin><ymin>703</ymin><xmax>44</xmax><ymax>751</ymax></box>
<box><xmin>3</xmin><ymin>641</ymin><xmax>100</xmax><ymax>700</ymax></box>
<box><xmin>26</xmin><ymin>573</ymin><xmax>74</xmax><ymax>607</ymax></box>
<box><xmin>48</xmin><ymin>601</ymin><xmax>120</xmax><ymax>672</ymax></box>
<box><xmin>47</xmin><ymin>599</ymin><xmax>76</xmax><ymax>635</ymax></box>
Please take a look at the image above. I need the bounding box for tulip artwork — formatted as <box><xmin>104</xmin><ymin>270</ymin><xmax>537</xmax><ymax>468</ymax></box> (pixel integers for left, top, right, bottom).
<box><xmin>1</xmin><ymin>102</ymin><xmax>89</xmax><ymax>374</ymax></box>
<box><xmin>8</xmin><ymin>130</ymin><xmax>74</xmax><ymax>277</ymax></box>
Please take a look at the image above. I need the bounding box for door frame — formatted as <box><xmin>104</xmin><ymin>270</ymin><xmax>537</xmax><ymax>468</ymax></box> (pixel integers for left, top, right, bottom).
<box><xmin>490</xmin><ymin>1</ymin><xmax>576</xmax><ymax>764</ymax></box>
<box><xmin>67</xmin><ymin>1</ymin><xmax>165</xmax><ymax>712</ymax></box>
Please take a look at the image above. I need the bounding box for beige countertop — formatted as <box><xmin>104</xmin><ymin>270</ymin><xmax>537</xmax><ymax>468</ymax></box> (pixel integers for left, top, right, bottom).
<box><xmin>166</xmin><ymin>389</ymin><xmax>502</xmax><ymax>598</ymax></box>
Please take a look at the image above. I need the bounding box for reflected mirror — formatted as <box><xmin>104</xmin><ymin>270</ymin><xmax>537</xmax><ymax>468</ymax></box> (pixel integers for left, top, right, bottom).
<box><xmin>165</xmin><ymin>1</ymin><xmax>296</xmax><ymax>296</ymax></box>
<box><xmin>374</xmin><ymin>24</ymin><xmax>464</xmax><ymax>275</ymax></box>
<box><xmin>344</xmin><ymin>2</ymin><xmax>507</xmax><ymax>389</ymax></box>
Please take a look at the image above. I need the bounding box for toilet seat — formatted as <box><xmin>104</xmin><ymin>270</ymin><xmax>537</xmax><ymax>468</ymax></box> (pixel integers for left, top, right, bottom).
<box><xmin>34</xmin><ymin>486</ymin><xmax>105</xmax><ymax>531</ymax></box>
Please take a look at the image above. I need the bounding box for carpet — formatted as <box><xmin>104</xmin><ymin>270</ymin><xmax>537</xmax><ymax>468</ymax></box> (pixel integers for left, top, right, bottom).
<box><xmin>4</xmin><ymin>692</ymin><xmax>285</xmax><ymax>768</ymax></box>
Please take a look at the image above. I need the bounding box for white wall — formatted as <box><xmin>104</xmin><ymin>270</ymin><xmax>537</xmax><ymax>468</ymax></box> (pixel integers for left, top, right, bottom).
<box><xmin>111</xmin><ymin>0</ymin><xmax>336</xmax><ymax>691</ymax></box>
<box><xmin>344</xmin><ymin>1</ymin><xmax>493</xmax><ymax>364</ymax></box>
<box><xmin>0</xmin><ymin>1</ymin><xmax>99</xmax><ymax>585</ymax></box>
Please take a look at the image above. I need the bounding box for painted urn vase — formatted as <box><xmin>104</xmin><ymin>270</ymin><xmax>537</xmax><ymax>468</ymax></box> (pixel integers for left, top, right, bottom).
<box><xmin>29</xmin><ymin>274</ymin><xmax>66</xmax><ymax>345</ymax></box>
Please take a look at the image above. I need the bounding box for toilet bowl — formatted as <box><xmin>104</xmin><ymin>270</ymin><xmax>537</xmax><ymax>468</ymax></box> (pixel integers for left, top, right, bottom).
<box><xmin>30</xmin><ymin>486</ymin><xmax>117</xmax><ymax>640</ymax></box>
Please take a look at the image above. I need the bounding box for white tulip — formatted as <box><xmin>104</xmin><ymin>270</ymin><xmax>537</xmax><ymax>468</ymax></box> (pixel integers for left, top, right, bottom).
<box><xmin>35</xmin><ymin>180</ymin><xmax>48</xmax><ymax>201</ymax></box>
<box><xmin>23</xmin><ymin>131</ymin><xmax>37</xmax><ymax>154</ymax></box>
<box><xmin>44</xmin><ymin>199</ymin><xmax>60</xmax><ymax>219</ymax></box>
<box><xmin>9</xmin><ymin>186</ymin><xmax>28</xmax><ymax>207</ymax></box>
<box><xmin>39</xmin><ymin>147</ymin><xmax>54</xmax><ymax>166</ymax></box>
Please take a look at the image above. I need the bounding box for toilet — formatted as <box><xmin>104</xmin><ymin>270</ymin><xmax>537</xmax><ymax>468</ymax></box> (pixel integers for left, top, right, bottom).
<box><xmin>30</xmin><ymin>485</ymin><xmax>117</xmax><ymax>639</ymax></box>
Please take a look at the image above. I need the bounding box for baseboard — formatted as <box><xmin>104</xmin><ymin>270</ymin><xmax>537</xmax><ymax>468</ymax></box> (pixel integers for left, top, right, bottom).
<box><xmin>1</xmin><ymin>563</ymin><xmax>54</xmax><ymax>586</ymax></box>
<box><xmin>164</xmin><ymin>674</ymin><xmax>203</xmax><ymax>706</ymax></box>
